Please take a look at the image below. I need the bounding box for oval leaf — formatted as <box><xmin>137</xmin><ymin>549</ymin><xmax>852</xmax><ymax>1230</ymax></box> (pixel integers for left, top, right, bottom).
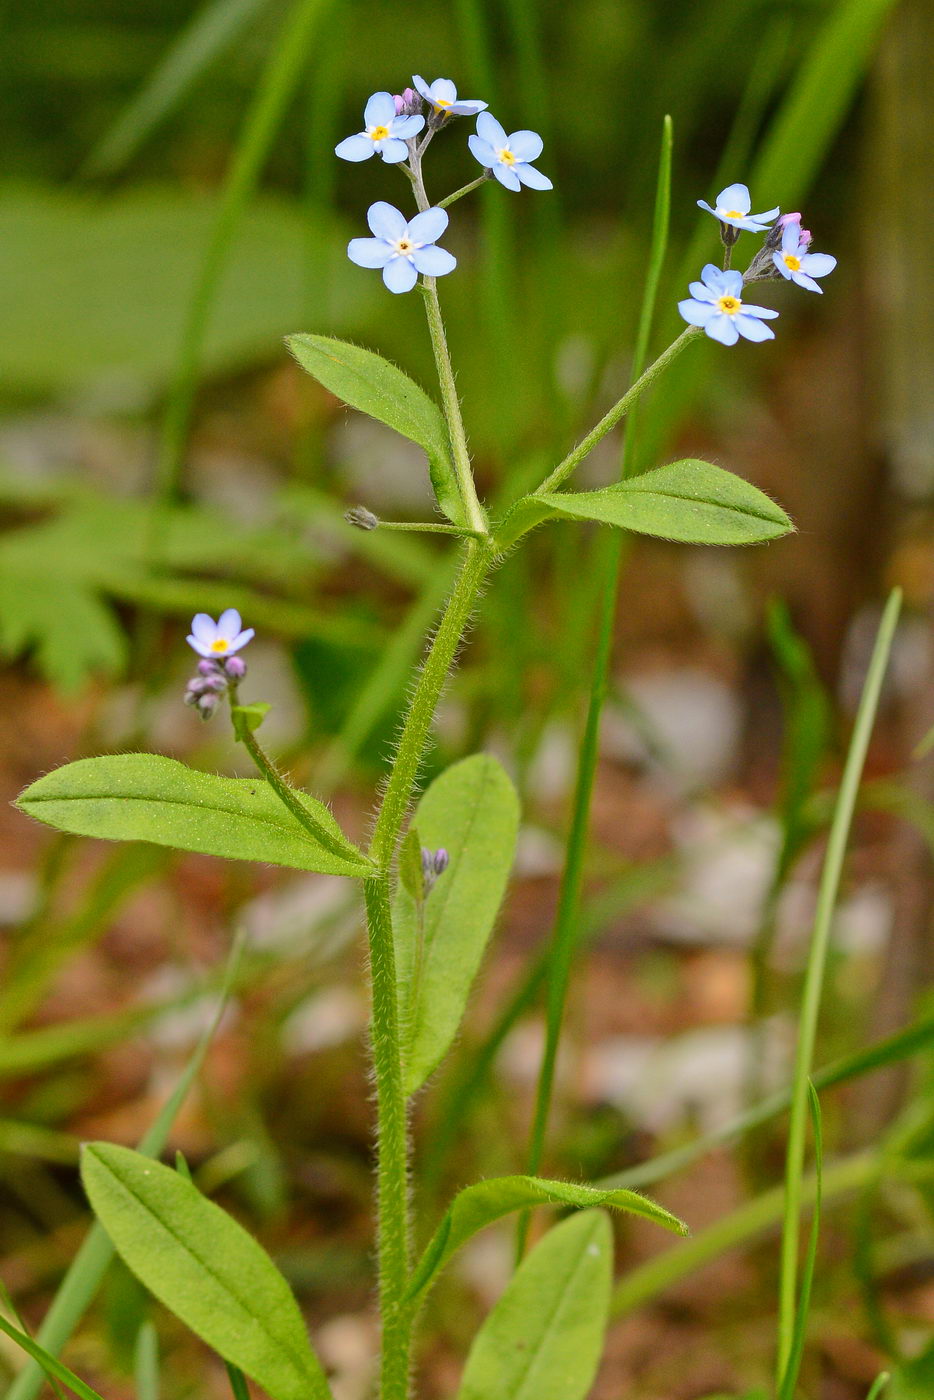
<box><xmin>456</xmin><ymin>1210</ymin><xmax>612</xmax><ymax>1400</ymax></box>
<box><xmin>394</xmin><ymin>755</ymin><xmax>520</xmax><ymax>1095</ymax></box>
<box><xmin>527</xmin><ymin>458</ymin><xmax>793</xmax><ymax>546</ymax></box>
<box><xmin>17</xmin><ymin>754</ymin><xmax>370</xmax><ymax>878</ymax></box>
<box><xmin>286</xmin><ymin>333</ymin><xmax>463</xmax><ymax>526</ymax></box>
<box><xmin>81</xmin><ymin>1145</ymin><xmax>331</xmax><ymax>1400</ymax></box>
<box><xmin>408</xmin><ymin>1174</ymin><xmax>686</xmax><ymax>1302</ymax></box>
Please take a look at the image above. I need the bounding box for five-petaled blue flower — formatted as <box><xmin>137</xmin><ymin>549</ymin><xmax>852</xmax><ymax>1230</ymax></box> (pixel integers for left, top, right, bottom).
<box><xmin>697</xmin><ymin>182</ymin><xmax>779</xmax><ymax>232</ymax></box>
<box><xmin>335</xmin><ymin>92</ymin><xmax>424</xmax><ymax>164</ymax></box>
<box><xmin>412</xmin><ymin>74</ymin><xmax>487</xmax><ymax>118</ymax></box>
<box><xmin>187</xmin><ymin>609</ymin><xmax>254</xmax><ymax>658</ymax></box>
<box><xmin>678</xmin><ymin>266</ymin><xmax>779</xmax><ymax>346</ymax></box>
<box><xmin>468</xmin><ymin>112</ymin><xmax>553</xmax><ymax>191</ymax></box>
<box><xmin>773</xmin><ymin>219</ymin><xmax>837</xmax><ymax>294</ymax></box>
<box><xmin>347</xmin><ymin>202</ymin><xmax>456</xmax><ymax>294</ymax></box>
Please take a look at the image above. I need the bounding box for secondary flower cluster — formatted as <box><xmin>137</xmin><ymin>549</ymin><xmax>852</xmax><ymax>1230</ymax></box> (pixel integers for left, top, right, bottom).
<box><xmin>679</xmin><ymin>183</ymin><xmax>837</xmax><ymax>346</ymax></box>
<box><xmin>184</xmin><ymin>610</ymin><xmax>253</xmax><ymax>720</ymax></box>
<box><xmin>337</xmin><ymin>74</ymin><xmax>552</xmax><ymax>294</ymax></box>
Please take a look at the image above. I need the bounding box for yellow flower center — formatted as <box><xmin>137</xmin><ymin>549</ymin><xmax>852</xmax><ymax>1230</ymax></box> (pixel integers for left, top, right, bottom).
<box><xmin>783</xmin><ymin>252</ymin><xmax>801</xmax><ymax>272</ymax></box>
<box><xmin>369</xmin><ymin>125</ymin><xmax>390</xmax><ymax>142</ymax></box>
<box><xmin>211</xmin><ymin>638</ymin><xmax>229</xmax><ymax>653</ymax></box>
<box><xmin>394</xmin><ymin>238</ymin><xmax>414</xmax><ymax>256</ymax></box>
<box><xmin>717</xmin><ymin>295</ymin><xmax>741</xmax><ymax>315</ymax></box>
<box><xmin>497</xmin><ymin>147</ymin><xmax>516</xmax><ymax>166</ymax></box>
<box><xmin>434</xmin><ymin>98</ymin><xmax>451</xmax><ymax>109</ymax></box>
<box><xmin>723</xmin><ymin>209</ymin><xmax>744</xmax><ymax>218</ymax></box>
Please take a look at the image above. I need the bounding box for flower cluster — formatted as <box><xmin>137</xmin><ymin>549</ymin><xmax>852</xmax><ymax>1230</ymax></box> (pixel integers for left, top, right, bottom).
<box><xmin>184</xmin><ymin>610</ymin><xmax>252</xmax><ymax>720</ymax></box>
<box><xmin>680</xmin><ymin>182</ymin><xmax>837</xmax><ymax>346</ymax></box>
<box><xmin>337</xmin><ymin>73</ymin><xmax>552</xmax><ymax>294</ymax></box>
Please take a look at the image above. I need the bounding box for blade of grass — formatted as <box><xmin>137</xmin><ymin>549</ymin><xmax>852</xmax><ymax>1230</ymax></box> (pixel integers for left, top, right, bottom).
<box><xmin>516</xmin><ymin>116</ymin><xmax>673</xmax><ymax>1261</ymax></box>
<box><xmin>5</xmin><ymin>934</ymin><xmax>244</xmax><ymax>1400</ymax></box>
<box><xmin>866</xmin><ymin>1375</ymin><xmax>891</xmax><ymax>1400</ymax></box>
<box><xmin>777</xmin><ymin>587</ymin><xmax>902</xmax><ymax>1381</ymax></box>
<box><xmin>151</xmin><ymin>0</ymin><xmax>333</xmax><ymax>513</ymax></box>
<box><xmin>81</xmin><ymin>0</ymin><xmax>274</xmax><ymax>179</ymax></box>
<box><xmin>134</xmin><ymin>1322</ymin><xmax>160</xmax><ymax>1400</ymax></box>
<box><xmin>0</xmin><ymin>1313</ymin><xmax>107</xmax><ymax>1400</ymax></box>
<box><xmin>778</xmin><ymin>1083</ymin><xmax>823</xmax><ymax>1400</ymax></box>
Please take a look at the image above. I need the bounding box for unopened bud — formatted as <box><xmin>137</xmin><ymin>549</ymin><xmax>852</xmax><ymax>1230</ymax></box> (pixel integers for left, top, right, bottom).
<box><xmin>198</xmin><ymin>658</ymin><xmax>221</xmax><ymax>676</ymax></box>
<box><xmin>197</xmin><ymin>693</ymin><xmax>220</xmax><ymax>721</ymax></box>
<box><xmin>224</xmin><ymin>654</ymin><xmax>247</xmax><ymax>680</ymax></box>
<box><xmin>421</xmin><ymin>846</ymin><xmax>450</xmax><ymax>893</ymax></box>
<box><xmin>346</xmin><ymin>505</ymin><xmax>379</xmax><ymax>531</ymax></box>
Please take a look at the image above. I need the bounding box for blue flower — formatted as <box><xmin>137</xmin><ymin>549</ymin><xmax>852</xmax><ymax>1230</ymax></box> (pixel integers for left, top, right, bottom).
<box><xmin>697</xmin><ymin>182</ymin><xmax>779</xmax><ymax>232</ymax></box>
<box><xmin>772</xmin><ymin>219</ymin><xmax>837</xmax><ymax>294</ymax></box>
<box><xmin>412</xmin><ymin>74</ymin><xmax>487</xmax><ymax>118</ymax></box>
<box><xmin>678</xmin><ymin>265</ymin><xmax>779</xmax><ymax>346</ymax></box>
<box><xmin>187</xmin><ymin>609</ymin><xmax>254</xmax><ymax>658</ymax></box>
<box><xmin>468</xmin><ymin>112</ymin><xmax>552</xmax><ymax>191</ymax></box>
<box><xmin>335</xmin><ymin>92</ymin><xmax>424</xmax><ymax>164</ymax></box>
<box><xmin>347</xmin><ymin>202</ymin><xmax>457</xmax><ymax>294</ymax></box>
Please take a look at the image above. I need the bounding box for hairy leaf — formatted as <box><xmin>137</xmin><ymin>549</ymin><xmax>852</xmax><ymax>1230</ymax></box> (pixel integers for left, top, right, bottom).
<box><xmin>17</xmin><ymin>754</ymin><xmax>369</xmax><ymax>877</ymax></box>
<box><xmin>81</xmin><ymin>1145</ymin><xmax>332</xmax><ymax>1400</ymax></box>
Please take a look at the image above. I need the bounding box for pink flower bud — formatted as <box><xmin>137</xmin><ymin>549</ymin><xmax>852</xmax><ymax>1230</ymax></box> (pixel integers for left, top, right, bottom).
<box><xmin>778</xmin><ymin>212</ymin><xmax>802</xmax><ymax>227</ymax></box>
<box><xmin>393</xmin><ymin>94</ymin><xmax>405</xmax><ymax>114</ymax></box>
<box><xmin>798</xmin><ymin>228</ymin><xmax>812</xmax><ymax>247</ymax></box>
<box><xmin>224</xmin><ymin>654</ymin><xmax>247</xmax><ymax>679</ymax></box>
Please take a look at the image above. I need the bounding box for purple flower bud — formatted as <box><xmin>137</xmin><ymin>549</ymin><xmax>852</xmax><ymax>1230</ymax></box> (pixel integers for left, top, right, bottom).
<box><xmin>223</xmin><ymin>654</ymin><xmax>247</xmax><ymax>679</ymax></box>
<box><xmin>433</xmin><ymin>848</ymin><xmax>449</xmax><ymax>876</ymax></box>
<box><xmin>778</xmin><ymin>212</ymin><xmax>802</xmax><ymax>228</ymax></box>
<box><xmin>393</xmin><ymin>93</ymin><xmax>406</xmax><ymax>114</ymax></box>
<box><xmin>421</xmin><ymin>846</ymin><xmax>450</xmax><ymax>893</ymax></box>
<box><xmin>198</xmin><ymin>658</ymin><xmax>221</xmax><ymax>676</ymax></box>
<box><xmin>197</xmin><ymin>693</ymin><xmax>220</xmax><ymax>720</ymax></box>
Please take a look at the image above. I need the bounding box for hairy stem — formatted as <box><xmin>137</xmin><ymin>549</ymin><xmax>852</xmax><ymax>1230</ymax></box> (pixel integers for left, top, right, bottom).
<box><xmin>438</xmin><ymin>173</ymin><xmax>491</xmax><ymax>209</ymax></box>
<box><xmin>531</xmin><ymin>326</ymin><xmax>700</xmax><ymax>497</ymax></box>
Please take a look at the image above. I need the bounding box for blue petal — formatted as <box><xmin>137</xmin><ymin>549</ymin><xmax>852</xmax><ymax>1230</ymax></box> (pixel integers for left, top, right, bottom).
<box><xmin>721</xmin><ymin>270</ymin><xmax>744</xmax><ymax>298</ymax></box>
<box><xmin>476</xmin><ymin>111</ymin><xmax>508</xmax><ymax>148</ymax></box>
<box><xmin>391</xmin><ymin>114</ymin><xmax>424</xmax><ymax>139</ymax></box>
<box><xmin>782</xmin><ymin>220</ymin><xmax>801</xmax><ymax>253</ymax></box>
<box><xmin>408</xmin><ymin>207</ymin><xmax>448</xmax><ymax>244</ymax></box>
<box><xmin>335</xmin><ymin>133</ymin><xmax>374</xmax><ymax>162</ymax></box>
<box><xmin>491</xmin><ymin>162</ymin><xmax>521</xmax><ymax>191</ymax></box>
<box><xmin>412</xmin><ymin>74</ymin><xmax>432</xmax><ymax>102</ymax></box>
<box><xmin>229</xmin><ymin>628</ymin><xmax>255</xmax><ymax>653</ymax></box>
<box><xmin>688</xmin><ymin>281</ymin><xmax>717</xmax><ymax>302</ymax></box>
<box><xmin>432</xmin><ymin>78</ymin><xmax>457</xmax><ymax>105</ymax></box>
<box><xmin>751</xmin><ymin>206</ymin><xmax>780</xmax><ymax>223</ymax></box>
<box><xmin>697</xmin><ymin>200</ymin><xmax>718</xmax><ymax>218</ymax></box>
<box><xmin>515</xmin><ymin>162</ymin><xmax>553</xmax><ymax>191</ymax></box>
<box><xmin>800</xmin><ymin>252</ymin><xmax>836</xmax><ymax>277</ymax></box>
<box><xmin>378</xmin><ymin>138</ymin><xmax>410</xmax><ymax>163</ymax></box>
<box><xmin>716</xmin><ymin>183</ymin><xmax>751</xmax><ymax>214</ymax></box>
<box><xmin>738</xmin><ymin>303</ymin><xmax>779</xmax><ymax>318</ymax></box>
<box><xmin>705</xmin><ymin>314</ymin><xmax>740</xmax><ymax>346</ymax></box>
<box><xmin>348</xmin><ymin>238</ymin><xmax>393</xmax><ymax>269</ymax></box>
<box><xmin>772</xmin><ymin>252</ymin><xmax>792</xmax><ymax>279</ymax></box>
<box><xmin>411</xmin><ymin>245</ymin><xmax>457</xmax><ymax>276</ymax></box>
<box><xmin>217</xmin><ymin>608</ymin><xmax>242</xmax><ymax>639</ymax></box>
<box><xmin>367</xmin><ymin>202</ymin><xmax>407</xmax><ymax>240</ymax></box>
<box><xmin>449</xmin><ymin>99</ymin><xmax>488</xmax><ymax>115</ymax></box>
<box><xmin>678</xmin><ymin>298</ymin><xmax>716</xmax><ymax>327</ymax></box>
<box><xmin>191</xmin><ymin>613</ymin><xmax>217</xmax><ymax>642</ymax></box>
<box><xmin>735</xmin><ymin>314</ymin><xmax>775</xmax><ymax>342</ymax></box>
<box><xmin>187</xmin><ymin>636</ymin><xmax>212</xmax><ymax>657</ymax></box>
<box><xmin>509</xmin><ymin>129</ymin><xmax>543</xmax><ymax>162</ymax></box>
<box><xmin>700</xmin><ymin>263</ymin><xmax>726</xmax><ymax>290</ymax></box>
<box><xmin>364</xmin><ymin>91</ymin><xmax>395</xmax><ymax>127</ymax></box>
<box><xmin>468</xmin><ymin>134</ymin><xmax>496</xmax><ymax>168</ymax></box>
<box><xmin>383</xmin><ymin>256</ymin><xmax>418</xmax><ymax>293</ymax></box>
<box><xmin>791</xmin><ymin>271</ymin><xmax>823</xmax><ymax>293</ymax></box>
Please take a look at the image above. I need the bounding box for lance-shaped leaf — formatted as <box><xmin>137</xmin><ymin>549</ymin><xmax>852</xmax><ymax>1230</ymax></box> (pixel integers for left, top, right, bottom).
<box><xmin>287</xmin><ymin>333</ymin><xmax>464</xmax><ymax>526</ymax></box>
<box><xmin>395</xmin><ymin>755</ymin><xmax>519</xmax><ymax>1095</ymax></box>
<box><xmin>408</xmin><ymin>1174</ymin><xmax>686</xmax><ymax>1302</ymax></box>
<box><xmin>500</xmin><ymin>459</ymin><xmax>793</xmax><ymax>549</ymax></box>
<box><xmin>17</xmin><ymin>754</ymin><xmax>370</xmax><ymax>878</ymax></box>
<box><xmin>456</xmin><ymin>1210</ymin><xmax>612</xmax><ymax>1400</ymax></box>
<box><xmin>81</xmin><ymin>1145</ymin><xmax>332</xmax><ymax>1400</ymax></box>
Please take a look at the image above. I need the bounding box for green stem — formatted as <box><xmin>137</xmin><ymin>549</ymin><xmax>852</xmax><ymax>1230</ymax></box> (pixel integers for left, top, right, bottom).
<box><xmin>777</xmin><ymin>587</ymin><xmax>902</xmax><ymax>1381</ymax></box>
<box><xmin>419</xmin><ymin>283</ymin><xmax>489</xmax><ymax>536</ymax></box>
<box><xmin>364</xmin><ymin>876</ymin><xmax>413</xmax><ymax>1400</ymax></box>
<box><xmin>531</xmin><ymin>326</ymin><xmax>700</xmax><ymax>498</ymax></box>
<box><xmin>438</xmin><ymin>173</ymin><xmax>491</xmax><ymax>209</ymax></box>
<box><xmin>377</xmin><ymin>520</ymin><xmax>485</xmax><ymax>537</ymax></box>
<box><xmin>231</xmin><ymin>697</ymin><xmax>370</xmax><ymax>867</ymax></box>
<box><xmin>369</xmin><ymin>539</ymin><xmax>494</xmax><ymax>870</ymax></box>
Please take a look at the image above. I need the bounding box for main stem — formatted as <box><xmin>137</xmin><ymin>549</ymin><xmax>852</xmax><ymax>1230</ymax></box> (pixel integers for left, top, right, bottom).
<box><xmin>365</xmin><ymin>538</ymin><xmax>493</xmax><ymax>1400</ymax></box>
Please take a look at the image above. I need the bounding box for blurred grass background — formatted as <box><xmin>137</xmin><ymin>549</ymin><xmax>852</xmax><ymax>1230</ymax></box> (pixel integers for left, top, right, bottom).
<box><xmin>2</xmin><ymin>0</ymin><xmax>934</xmax><ymax>1397</ymax></box>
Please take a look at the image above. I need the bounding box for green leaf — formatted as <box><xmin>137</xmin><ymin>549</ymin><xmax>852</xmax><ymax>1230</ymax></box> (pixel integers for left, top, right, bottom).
<box><xmin>394</xmin><ymin>755</ymin><xmax>520</xmax><ymax>1094</ymax></box>
<box><xmin>408</xmin><ymin>1175</ymin><xmax>687</xmax><ymax>1302</ymax></box>
<box><xmin>231</xmin><ymin>702</ymin><xmax>272</xmax><ymax>737</ymax></box>
<box><xmin>80</xmin><ymin>1144</ymin><xmax>332</xmax><ymax>1400</ymax></box>
<box><xmin>286</xmin><ymin>333</ymin><xmax>464</xmax><ymax>526</ymax></box>
<box><xmin>531</xmin><ymin>459</ymin><xmax>793</xmax><ymax>546</ymax></box>
<box><xmin>456</xmin><ymin>1210</ymin><xmax>612</xmax><ymax>1400</ymax></box>
<box><xmin>0</xmin><ymin>567</ymin><xmax>126</xmax><ymax>695</ymax></box>
<box><xmin>16</xmin><ymin>754</ymin><xmax>370</xmax><ymax>878</ymax></box>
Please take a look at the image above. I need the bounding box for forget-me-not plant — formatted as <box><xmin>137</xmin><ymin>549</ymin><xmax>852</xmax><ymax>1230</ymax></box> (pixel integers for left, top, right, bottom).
<box><xmin>773</xmin><ymin>217</ymin><xmax>837</xmax><ymax>293</ymax></box>
<box><xmin>412</xmin><ymin>74</ymin><xmax>487</xmax><ymax>118</ymax></box>
<box><xmin>468</xmin><ymin>112</ymin><xmax>553</xmax><ymax>190</ymax></box>
<box><xmin>698</xmin><ymin>181</ymin><xmax>779</xmax><ymax>231</ymax></box>
<box><xmin>348</xmin><ymin>202</ymin><xmax>456</xmax><ymax>294</ymax></box>
<box><xmin>679</xmin><ymin>265</ymin><xmax>779</xmax><ymax>344</ymax></box>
